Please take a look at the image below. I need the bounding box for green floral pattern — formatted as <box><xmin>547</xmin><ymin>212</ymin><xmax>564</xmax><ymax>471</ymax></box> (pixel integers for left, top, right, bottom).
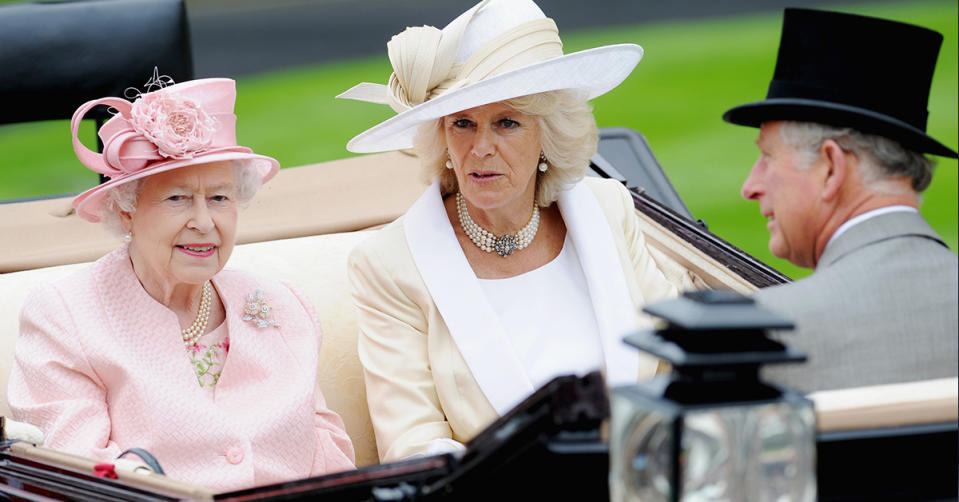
<box><xmin>188</xmin><ymin>336</ymin><xmax>230</xmax><ymax>388</ymax></box>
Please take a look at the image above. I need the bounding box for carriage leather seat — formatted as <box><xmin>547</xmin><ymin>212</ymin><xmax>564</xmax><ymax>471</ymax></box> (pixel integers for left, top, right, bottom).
<box><xmin>1</xmin><ymin>153</ymin><xmax>956</xmax><ymax>472</ymax></box>
<box><xmin>0</xmin><ymin>228</ymin><xmax>382</xmax><ymax>466</ymax></box>
<box><xmin>0</xmin><ymin>151</ymin><xmax>432</xmax><ymax>467</ymax></box>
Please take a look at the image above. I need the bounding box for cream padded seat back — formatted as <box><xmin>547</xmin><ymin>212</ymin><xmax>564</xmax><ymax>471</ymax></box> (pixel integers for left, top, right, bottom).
<box><xmin>1</xmin><ymin>261</ymin><xmax>87</xmax><ymax>417</ymax></box>
<box><xmin>0</xmin><ymin>231</ymin><xmax>379</xmax><ymax>467</ymax></box>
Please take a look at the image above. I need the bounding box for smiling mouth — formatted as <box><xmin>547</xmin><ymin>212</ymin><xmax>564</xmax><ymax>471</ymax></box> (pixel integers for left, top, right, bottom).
<box><xmin>177</xmin><ymin>245</ymin><xmax>216</xmax><ymax>256</ymax></box>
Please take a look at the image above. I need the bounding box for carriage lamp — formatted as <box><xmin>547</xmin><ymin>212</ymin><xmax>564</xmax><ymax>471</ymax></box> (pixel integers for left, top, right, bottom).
<box><xmin>609</xmin><ymin>290</ymin><xmax>816</xmax><ymax>502</ymax></box>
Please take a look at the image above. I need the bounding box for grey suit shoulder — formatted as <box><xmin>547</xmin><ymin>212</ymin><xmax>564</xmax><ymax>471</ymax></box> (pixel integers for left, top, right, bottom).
<box><xmin>754</xmin><ymin>211</ymin><xmax>959</xmax><ymax>392</ymax></box>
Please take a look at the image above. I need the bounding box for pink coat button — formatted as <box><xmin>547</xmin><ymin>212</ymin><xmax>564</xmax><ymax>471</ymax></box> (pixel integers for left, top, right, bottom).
<box><xmin>226</xmin><ymin>446</ymin><xmax>244</xmax><ymax>465</ymax></box>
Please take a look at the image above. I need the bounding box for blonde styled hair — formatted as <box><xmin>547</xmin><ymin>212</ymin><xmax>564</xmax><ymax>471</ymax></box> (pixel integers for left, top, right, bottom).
<box><xmin>413</xmin><ymin>89</ymin><xmax>598</xmax><ymax>206</ymax></box>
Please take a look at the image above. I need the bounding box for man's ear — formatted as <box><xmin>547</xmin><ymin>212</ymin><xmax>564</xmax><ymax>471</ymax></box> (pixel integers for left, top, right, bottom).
<box><xmin>820</xmin><ymin>139</ymin><xmax>848</xmax><ymax>202</ymax></box>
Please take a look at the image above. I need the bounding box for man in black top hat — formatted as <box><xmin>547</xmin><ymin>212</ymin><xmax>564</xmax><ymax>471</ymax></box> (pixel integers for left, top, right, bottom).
<box><xmin>723</xmin><ymin>8</ymin><xmax>958</xmax><ymax>392</ymax></box>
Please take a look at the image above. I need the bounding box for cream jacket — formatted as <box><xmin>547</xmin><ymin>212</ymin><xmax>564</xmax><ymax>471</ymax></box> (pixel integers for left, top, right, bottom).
<box><xmin>348</xmin><ymin>177</ymin><xmax>679</xmax><ymax>462</ymax></box>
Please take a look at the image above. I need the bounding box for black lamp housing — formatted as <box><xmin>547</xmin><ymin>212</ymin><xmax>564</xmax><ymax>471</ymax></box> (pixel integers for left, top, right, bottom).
<box><xmin>610</xmin><ymin>290</ymin><xmax>817</xmax><ymax>502</ymax></box>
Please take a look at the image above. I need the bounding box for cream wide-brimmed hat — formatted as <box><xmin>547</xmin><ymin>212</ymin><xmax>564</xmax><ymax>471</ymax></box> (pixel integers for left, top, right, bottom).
<box><xmin>338</xmin><ymin>0</ymin><xmax>644</xmax><ymax>153</ymax></box>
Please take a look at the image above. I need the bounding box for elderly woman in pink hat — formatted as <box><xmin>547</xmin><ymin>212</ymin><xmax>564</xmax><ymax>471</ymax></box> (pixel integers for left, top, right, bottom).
<box><xmin>7</xmin><ymin>76</ymin><xmax>354</xmax><ymax>490</ymax></box>
<box><xmin>340</xmin><ymin>0</ymin><xmax>686</xmax><ymax>462</ymax></box>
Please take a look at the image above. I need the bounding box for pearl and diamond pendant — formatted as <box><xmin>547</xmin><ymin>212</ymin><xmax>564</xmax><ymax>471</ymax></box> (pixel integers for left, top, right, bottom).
<box><xmin>456</xmin><ymin>192</ymin><xmax>540</xmax><ymax>258</ymax></box>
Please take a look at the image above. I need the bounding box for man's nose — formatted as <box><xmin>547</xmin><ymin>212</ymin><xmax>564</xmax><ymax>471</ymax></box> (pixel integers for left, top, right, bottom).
<box><xmin>741</xmin><ymin>160</ymin><xmax>763</xmax><ymax>200</ymax></box>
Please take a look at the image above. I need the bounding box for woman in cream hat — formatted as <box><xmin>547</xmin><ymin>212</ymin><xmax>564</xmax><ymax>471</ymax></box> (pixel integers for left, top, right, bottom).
<box><xmin>7</xmin><ymin>74</ymin><xmax>355</xmax><ymax>490</ymax></box>
<box><xmin>342</xmin><ymin>0</ymin><xmax>686</xmax><ymax>462</ymax></box>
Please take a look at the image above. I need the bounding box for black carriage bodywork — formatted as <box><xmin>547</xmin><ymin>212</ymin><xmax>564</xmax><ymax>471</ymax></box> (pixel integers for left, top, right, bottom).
<box><xmin>4</xmin><ymin>371</ymin><xmax>957</xmax><ymax>501</ymax></box>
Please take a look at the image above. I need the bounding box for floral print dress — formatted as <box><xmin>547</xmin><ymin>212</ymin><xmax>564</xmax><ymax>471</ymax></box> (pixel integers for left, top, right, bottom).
<box><xmin>187</xmin><ymin>321</ymin><xmax>230</xmax><ymax>391</ymax></box>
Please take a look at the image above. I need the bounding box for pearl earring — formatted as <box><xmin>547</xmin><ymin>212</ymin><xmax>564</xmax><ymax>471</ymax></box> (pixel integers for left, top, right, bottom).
<box><xmin>445</xmin><ymin>159</ymin><xmax>453</xmax><ymax>169</ymax></box>
<box><xmin>538</xmin><ymin>152</ymin><xmax>548</xmax><ymax>172</ymax></box>
<box><xmin>123</xmin><ymin>232</ymin><xmax>132</xmax><ymax>242</ymax></box>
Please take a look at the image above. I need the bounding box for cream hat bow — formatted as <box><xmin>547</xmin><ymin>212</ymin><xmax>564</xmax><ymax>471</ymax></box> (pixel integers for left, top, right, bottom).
<box><xmin>340</xmin><ymin>0</ymin><xmax>563</xmax><ymax>113</ymax></box>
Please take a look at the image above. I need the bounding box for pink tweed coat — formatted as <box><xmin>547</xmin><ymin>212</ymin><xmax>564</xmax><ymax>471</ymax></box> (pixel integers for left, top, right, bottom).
<box><xmin>7</xmin><ymin>247</ymin><xmax>355</xmax><ymax>491</ymax></box>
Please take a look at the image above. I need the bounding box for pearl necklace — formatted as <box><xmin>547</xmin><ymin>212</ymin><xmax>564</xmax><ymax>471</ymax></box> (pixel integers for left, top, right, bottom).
<box><xmin>456</xmin><ymin>192</ymin><xmax>540</xmax><ymax>257</ymax></box>
<box><xmin>181</xmin><ymin>281</ymin><xmax>212</xmax><ymax>348</ymax></box>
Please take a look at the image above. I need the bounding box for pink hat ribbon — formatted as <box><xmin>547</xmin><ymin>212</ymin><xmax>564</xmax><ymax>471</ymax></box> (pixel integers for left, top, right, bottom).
<box><xmin>70</xmin><ymin>81</ymin><xmax>239</xmax><ymax>178</ymax></box>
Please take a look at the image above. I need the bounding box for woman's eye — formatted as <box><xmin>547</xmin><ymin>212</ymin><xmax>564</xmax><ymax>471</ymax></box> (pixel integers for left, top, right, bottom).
<box><xmin>500</xmin><ymin>118</ymin><xmax>519</xmax><ymax>128</ymax></box>
<box><xmin>210</xmin><ymin>195</ymin><xmax>230</xmax><ymax>202</ymax></box>
<box><xmin>167</xmin><ymin>195</ymin><xmax>187</xmax><ymax>202</ymax></box>
<box><xmin>452</xmin><ymin>118</ymin><xmax>472</xmax><ymax>128</ymax></box>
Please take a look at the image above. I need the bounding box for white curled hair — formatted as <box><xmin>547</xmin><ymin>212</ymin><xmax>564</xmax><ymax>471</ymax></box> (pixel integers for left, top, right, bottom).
<box><xmin>97</xmin><ymin>161</ymin><xmax>263</xmax><ymax>237</ymax></box>
<box><xmin>414</xmin><ymin>89</ymin><xmax>599</xmax><ymax>207</ymax></box>
<box><xmin>779</xmin><ymin>121</ymin><xmax>937</xmax><ymax>193</ymax></box>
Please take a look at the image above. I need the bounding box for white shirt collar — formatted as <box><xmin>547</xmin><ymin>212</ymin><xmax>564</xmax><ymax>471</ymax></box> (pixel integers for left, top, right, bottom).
<box><xmin>827</xmin><ymin>205</ymin><xmax>918</xmax><ymax>248</ymax></box>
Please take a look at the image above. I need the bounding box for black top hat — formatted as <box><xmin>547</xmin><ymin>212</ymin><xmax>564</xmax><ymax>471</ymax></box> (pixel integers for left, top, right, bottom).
<box><xmin>723</xmin><ymin>8</ymin><xmax>957</xmax><ymax>159</ymax></box>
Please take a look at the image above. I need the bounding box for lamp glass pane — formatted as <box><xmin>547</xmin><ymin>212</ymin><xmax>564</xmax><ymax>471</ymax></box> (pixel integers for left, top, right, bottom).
<box><xmin>610</xmin><ymin>392</ymin><xmax>675</xmax><ymax>502</ymax></box>
<box><xmin>681</xmin><ymin>400</ymin><xmax>816</xmax><ymax>502</ymax></box>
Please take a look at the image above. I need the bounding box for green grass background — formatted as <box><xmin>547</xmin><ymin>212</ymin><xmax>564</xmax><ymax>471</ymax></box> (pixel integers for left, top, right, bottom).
<box><xmin>1</xmin><ymin>0</ymin><xmax>955</xmax><ymax>280</ymax></box>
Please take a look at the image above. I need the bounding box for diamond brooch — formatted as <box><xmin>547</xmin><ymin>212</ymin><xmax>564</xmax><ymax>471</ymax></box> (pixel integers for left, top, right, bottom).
<box><xmin>243</xmin><ymin>289</ymin><xmax>280</xmax><ymax>328</ymax></box>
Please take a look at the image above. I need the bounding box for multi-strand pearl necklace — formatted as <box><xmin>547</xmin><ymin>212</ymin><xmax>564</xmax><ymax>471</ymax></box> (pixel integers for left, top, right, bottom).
<box><xmin>456</xmin><ymin>192</ymin><xmax>540</xmax><ymax>257</ymax></box>
<box><xmin>181</xmin><ymin>281</ymin><xmax>212</xmax><ymax>348</ymax></box>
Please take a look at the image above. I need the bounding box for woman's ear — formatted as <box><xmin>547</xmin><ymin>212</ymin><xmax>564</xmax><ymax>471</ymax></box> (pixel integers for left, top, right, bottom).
<box><xmin>119</xmin><ymin>210</ymin><xmax>133</xmax><ymax>234</ymax></box>
<box><xmin>820</xmin><ymin>139</ymin><xmax>848</xmax><ymax>202</ymax></box>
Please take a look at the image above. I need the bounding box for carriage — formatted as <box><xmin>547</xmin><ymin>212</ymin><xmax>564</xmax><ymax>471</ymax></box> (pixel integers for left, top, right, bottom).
<box><xmin>1</xmin><ymin>0</ymin><xmax>956</xmax><ymax>500</ymax></box>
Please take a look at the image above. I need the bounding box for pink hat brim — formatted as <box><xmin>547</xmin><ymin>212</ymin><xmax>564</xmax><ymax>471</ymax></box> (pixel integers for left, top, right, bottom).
<box><xmin>73</xmin><ymin>148</ymin><xmax>280</xmax><ymax>222</ymax></box>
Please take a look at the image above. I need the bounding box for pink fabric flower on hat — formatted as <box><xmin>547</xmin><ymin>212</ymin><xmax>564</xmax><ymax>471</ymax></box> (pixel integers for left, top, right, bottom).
<box><xmin>129</xmin><ymin>92</ymin><xmax>218</xmax><ymax>159</ymax></box>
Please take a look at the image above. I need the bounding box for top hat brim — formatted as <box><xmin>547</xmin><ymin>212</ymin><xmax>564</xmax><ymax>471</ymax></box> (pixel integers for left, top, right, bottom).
<box><xmin>723</xmin><ymin>98</ymin><xmax>958</xmax><ymax>159</ymax></box>
<box><xmin>346</xmin><ymin>44</ymin><xmax>643</xmax><ymax>154</ymax></box>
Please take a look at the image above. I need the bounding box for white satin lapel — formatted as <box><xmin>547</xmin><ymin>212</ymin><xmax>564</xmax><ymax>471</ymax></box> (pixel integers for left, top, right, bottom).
<box><xmin>558</xmin><ymin>182</ymin><xmax>639</xmax><ymax>386</ymax></box>
<box><xmin>404</xmin><ymin>182</ymin><xmax>533</xmax><ymax>415</ymax></box>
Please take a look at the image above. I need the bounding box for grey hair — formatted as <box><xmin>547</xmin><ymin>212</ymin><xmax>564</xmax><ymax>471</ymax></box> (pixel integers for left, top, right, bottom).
<box><xmin>97</xmin><ymin>161</ymin><xmax>264</xmax><ymax>237</ymax></box>
<box><xmin>414</xmin><ymin>89</ymin><xmax>598</xmax><ymax>206</ymax></box>
<box><xmin>779</xmin><ymin>121</ymin><xmax>936</xmax><ymax>192</ymax></box>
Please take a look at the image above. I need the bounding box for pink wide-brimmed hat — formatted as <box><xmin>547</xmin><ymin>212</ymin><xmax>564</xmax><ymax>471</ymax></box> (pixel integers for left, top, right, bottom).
<box><xmin>71</xmin><ymin>77</ymin><xmax>280</xmax><ymax>222</ymax></box>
